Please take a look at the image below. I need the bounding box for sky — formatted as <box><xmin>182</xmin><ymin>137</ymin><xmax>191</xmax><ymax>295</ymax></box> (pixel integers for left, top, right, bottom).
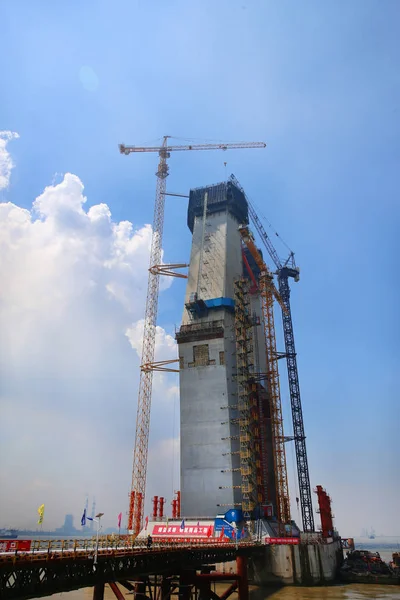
<box><xmin>0</xmin><ymin>0</ymin><xmax>399</xmax><ymax>536</ymax></box>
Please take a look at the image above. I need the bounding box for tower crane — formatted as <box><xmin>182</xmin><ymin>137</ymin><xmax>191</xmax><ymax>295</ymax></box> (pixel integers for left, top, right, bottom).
<box><xmin>119</xmin><ymin>137</ymin><xmax>266</xmax><ymax>535</ymax></box>
<box><xmin>231</xmin><ymin>174</ymin><xmax>314</xmax><ymax>533</ymax></box>
<box><xmin>238</xmin><ymin>225</ymin><xmax>291</xmax><ymax>527</ymax></box>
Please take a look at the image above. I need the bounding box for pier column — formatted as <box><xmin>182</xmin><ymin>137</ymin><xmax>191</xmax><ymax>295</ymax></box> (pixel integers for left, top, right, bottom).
<box><xmin>161</xmin><ymin>576</ymin><xmax>172</xmax><ymax>600</ymax></box>
<box><xmin>198</xmin><ymin>567</ymin><xmax>212</xmax><ymax>600</ymax></box>
<box><xmin>93</xmin><ymin>582</ymin><xmax>105</xmax><ymax>600</ymax></box>
<box><xmin>236</xmin><ymin>556</ymin><xmax>248</xmax><ymax>600</ymax></box>
<box><xmin>135</xmin><ymin>578</ymin><xmax>146</xmax><ymax>599</ymax></box>
<box><xmin>179</xmin><ymin>571</ymin><xmax>193</xmax><ymax>600</ymax></box>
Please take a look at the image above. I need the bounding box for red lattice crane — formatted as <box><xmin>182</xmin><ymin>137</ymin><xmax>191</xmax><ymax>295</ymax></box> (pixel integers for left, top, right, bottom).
<box><xmin>119</xmin><ymin>137</ymin><xmax>266</xmax><ymax>535</ymax></box>
<box><xmin>238</xmin><ymin>225</ymin><xmax>291</xmax><ymax>527</ymax></box>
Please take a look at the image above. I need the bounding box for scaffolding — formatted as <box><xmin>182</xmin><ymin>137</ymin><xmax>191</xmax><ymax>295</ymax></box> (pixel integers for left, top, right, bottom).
<box><xmin>259</xmin><ymin>270</ymin><xmax>291</xmax><ymax>526</ymax></box>
<box><xmin>233</xmin><ymin>278</ymin><xmax>262</xmax><ymax>518</ymax></box>
<box><xmin>238</xmin><ymin>225</ymin><xmax>291</xmax><ymax>527</ymax></box>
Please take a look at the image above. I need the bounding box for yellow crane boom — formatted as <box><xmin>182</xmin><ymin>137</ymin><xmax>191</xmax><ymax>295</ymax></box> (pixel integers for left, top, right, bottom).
<box><xmin>238</xmin><ymin>225</ymin><xmax>291</xmax><ymax>526</ymax></box>
<box><xmin>120</xmin><ymin>137</ymin><xmax>266</xmax><ymax>535</ymax></box>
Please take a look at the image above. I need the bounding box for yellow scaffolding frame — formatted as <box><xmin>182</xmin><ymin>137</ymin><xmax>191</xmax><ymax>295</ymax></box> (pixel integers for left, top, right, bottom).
<box><xmin>233</xmin><ymin>278</ymin><xmax>262</xmax><ymax>517</ymax></box>
<box><xmin>239</xmin><ymin>226</ymin><xmax>291</xmax><ymax>526</ymax></box>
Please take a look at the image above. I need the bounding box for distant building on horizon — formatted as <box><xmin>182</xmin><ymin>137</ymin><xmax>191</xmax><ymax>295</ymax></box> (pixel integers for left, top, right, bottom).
<box><xmin>55</xmin><ymin>514</ymin><xmax>79</xmax><ymax>535</ymax></box>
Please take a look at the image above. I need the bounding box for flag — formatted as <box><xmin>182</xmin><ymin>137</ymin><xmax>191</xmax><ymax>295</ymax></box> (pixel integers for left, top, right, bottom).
<box><xmin>197</xmin><ymin>521</ymin><xmax>200</xmax><ymax>527</ymax></box>
<box><xmin>180</xmin><ymin>519</ymin><xmax>185</xmax><ymax>530</ymax></box>
<box><xmin>87</xmin><ymin>516</ymin><xmax>93</xmax><ymax>521</ymax></box>
<box><xmin>117</xmin><ymin>512</ymin><xmax>122</xmax><ymax>529</ymax></box>
<box><xmin>219</xmin><ymin>526</ymin><xmax>224</xmax><ymax>540</ymax></box>
<box><xmin>37</xmin><ymin>504</ymin><xmax>45</xmax><ymax>525</ymax></box>
<box><xmin>241</xmin><ymin>527</ymin><xmax>245</xmax><ymax>538</ymax></box>
<box><xmin>145</xmin><ymin>516</ymin><xmax>149</xmax><ymax>530</ymax></box>
<box><xmin>207</xmin><ymin>525</ymin><xmax>213</xmax><ymax>538</ymax></box>
<box><xmin>81</xmin><ymin>508</ymin><xmax>87</xmax><ymax>527</ymax></box>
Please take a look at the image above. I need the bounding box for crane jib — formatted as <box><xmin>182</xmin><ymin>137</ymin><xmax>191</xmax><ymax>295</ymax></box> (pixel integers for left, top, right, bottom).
<box><xmin>119</xmin><ymin>142</ymin><xmax>266</xmax><ymax>154</ymax></box>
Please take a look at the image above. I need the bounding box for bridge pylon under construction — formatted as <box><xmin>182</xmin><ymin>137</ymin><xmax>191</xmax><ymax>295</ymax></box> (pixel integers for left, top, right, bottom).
<box><xmin>176</xmin><ymin>178</ymin><xmax>289</xmax><ymax>529</ymax></box>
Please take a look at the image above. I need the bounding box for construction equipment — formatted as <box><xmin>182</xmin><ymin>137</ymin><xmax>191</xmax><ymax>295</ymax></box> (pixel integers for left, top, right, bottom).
<box><xmin>119</xmin><ymin>137</ymin><xmax>266</xmax><ymax>535</ymax></box>
<box><xmin>233</xmin><ymin>277</ymin><xmax>261</xmax><ymax>518</ymax></box>
<box><xmin>231</xmin><ymin>174</ymin><xmax>314</xmax><ymax>533</ymax></box>
<box><xmin>238</xmin><ymin>225</ymin><xmax>291</xmax><ymax>526</ymax></box>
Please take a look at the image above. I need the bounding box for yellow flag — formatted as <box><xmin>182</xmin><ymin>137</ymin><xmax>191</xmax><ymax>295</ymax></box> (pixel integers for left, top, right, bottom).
<box><xmin>37</xmin><ymin>504</ymin><xmax>45</xmax><ymax>525</ymax></box>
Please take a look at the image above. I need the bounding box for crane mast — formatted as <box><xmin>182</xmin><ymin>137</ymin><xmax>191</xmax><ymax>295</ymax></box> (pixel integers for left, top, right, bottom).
<box><xmin>120</xmin><ymin>139</ymin><xmax>266</xmax><ymax>535</ymax></box>
<box><xmin>239</xmin><ymin>225</ymin><xmax>291</xmax><ymax>526</ymax></box>
<box><xmin>277</xmin><ymin>268</ymin><xmax>314</xmax><ymax>532</ymax></box>
<box><xmin>231</xmin><ymin>174</ymin><xmax>314</xmax><ymax>533</ymax></box>
<box><xmin>125</xmin><ymin>137</ymin><xmax>169</xmax><ymax>535</ymax></box>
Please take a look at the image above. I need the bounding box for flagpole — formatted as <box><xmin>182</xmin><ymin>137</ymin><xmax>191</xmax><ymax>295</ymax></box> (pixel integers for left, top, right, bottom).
<box><xmin>93</xmin><ymin>512</ymin><xmax>104</xmax><ymax>567</ymax></box>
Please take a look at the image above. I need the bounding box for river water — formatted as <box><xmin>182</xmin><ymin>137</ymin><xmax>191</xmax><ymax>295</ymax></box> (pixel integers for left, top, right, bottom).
<box><xmin>44</xmin><ymin>582</ymin><xmax>400</xmax><ymax>600</ymax></box>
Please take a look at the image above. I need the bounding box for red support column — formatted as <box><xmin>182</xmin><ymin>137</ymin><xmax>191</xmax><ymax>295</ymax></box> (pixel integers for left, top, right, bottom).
<box><xmin>159</xmin><ymin>497</ymin><xmax>165</xmax><ymax>519</ymax></box>
<box><xmin>219</xmin><ymin>582</ymin><xmax>238</xmax><ymax>600</ymax></box>
<box><xmin>315</xmin><ymin>485</ymin><xmax>334</xmax><ymax>538</ymax></box>
<box><xmin>109</xmin><ymin>582</ymin><xmax>125</xmax><ymax>600</ymax></box>
<box><xmin>198</xmin><ymin>568</ymin><xmax>211</xmax><ymax>600</ymax></box>
<box><xmin>153</xmin><ymin>496</ymin><xmax>159</xmax><ymax>520</ymax></box>
<box><xmin>236</xmin><ymin>556</ymin><xmax>249</xmax><ymax>600</ymax></box>
<box><xmin>135</xmin><ymin>493</ymin><xmax>143</xmax><ymax>537</ymax></box>
<box><xmin>93</xmin><ymin>583</ymin><xmax>105</xmax><ymax>600</ymax></box>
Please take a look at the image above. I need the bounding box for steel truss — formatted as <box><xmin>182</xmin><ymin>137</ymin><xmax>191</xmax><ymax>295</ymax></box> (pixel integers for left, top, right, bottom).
<box><xmin>278</xmin><ymin>268</ymin><xmax>314</xmax><ymax>532</ymax></box>
<box><xmin>233</xmin><ymin>279</ymin><xmax>261</xmax><ymax>516</ymax></box>
<box><xmin>0</xmin><ymin>546</ymin><xmax>258</xmax><ymax>600</ymax></box>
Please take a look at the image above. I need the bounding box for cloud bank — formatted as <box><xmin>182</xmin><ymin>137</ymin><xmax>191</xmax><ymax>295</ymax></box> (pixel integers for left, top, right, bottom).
<box><xmin>0</xmin><ymin>139</ymin><xmax>179</xmax><ymax>529</ymax></box>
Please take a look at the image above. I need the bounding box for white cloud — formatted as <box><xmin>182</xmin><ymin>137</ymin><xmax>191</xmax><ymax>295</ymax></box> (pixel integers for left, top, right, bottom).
<box><xmin>0</xmin><ymin>131</ymin><xmax>19</xmax><ymax>190</ymax></box>
<box><xmin>126</xmin><ymin>320</ymin><xmax>177</xmax><ymax>362</ymax></box>
<box><xmin>0</xmin><ymin>171</ymin><xmax>179</xmax><ymax>529</ymax></box>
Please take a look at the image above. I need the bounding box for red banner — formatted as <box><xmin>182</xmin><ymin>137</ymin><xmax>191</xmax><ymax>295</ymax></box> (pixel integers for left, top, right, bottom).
<box><xmin>152</xmin><ymin>525</ymin><xmax>214</xmax><ymax>537</ymax></box>
<box><xmin>265</xmin><ymin>537</ymin><xmax>299</xmax><ymax>545</ymax></box>
<box><xmin>0</xmin><ymin>539</ymin><xmax>32</xmax><ymax>552</ymax></box>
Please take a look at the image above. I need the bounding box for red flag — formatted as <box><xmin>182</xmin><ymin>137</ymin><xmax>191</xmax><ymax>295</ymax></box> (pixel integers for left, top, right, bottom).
<box><xmin>207</xmin><ymin>525</ymin><xmax>212</xmax><ymax>538</ymax></box>
<box><xmin>145</xmin><ymin>516</ymin><xmax>149</xmax><ymax>530</ymax></box>
<box><xmin>117</xmin><ymin>512</ymin><xmax>122</xmax><ymax>529</ymax></box>
<box><xmin>219</xmin><ymin>526</ymin><xmax>225</xmax><ymax>540</ymax></box>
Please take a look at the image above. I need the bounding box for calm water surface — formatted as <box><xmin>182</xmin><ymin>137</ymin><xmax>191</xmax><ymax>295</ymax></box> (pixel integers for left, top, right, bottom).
<box><xmin>44</xmin><ymin>583</ymin><xmax>400</xmax><ymax>600</ymax></box>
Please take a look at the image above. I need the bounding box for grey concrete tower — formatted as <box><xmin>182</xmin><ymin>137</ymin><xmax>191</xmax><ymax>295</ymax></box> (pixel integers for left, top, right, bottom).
<box><xmin>176</xmin><ymin>180</ymin><xmax>275</xmax><ymax>518</ymax></box>
<box><xmin>176</xmin><ymin>181</ymin><xmax>246</xmax><ymax>517</ymax></box>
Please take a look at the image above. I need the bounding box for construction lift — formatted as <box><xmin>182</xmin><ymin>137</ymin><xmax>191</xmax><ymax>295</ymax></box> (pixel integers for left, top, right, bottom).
<box><xmin>231</xmin><ymin>174</ymin><xmax>314</xmax><ymax>533</ymax></box>
<box><xmin>238</xmin><ymin>225</ymin><xmax>291</xmax><ymax>528</ymax></box>
<box><xmin>119</xmin><ymin>138</ymin><xmax>266</xmax><ymax>535</ymax></box>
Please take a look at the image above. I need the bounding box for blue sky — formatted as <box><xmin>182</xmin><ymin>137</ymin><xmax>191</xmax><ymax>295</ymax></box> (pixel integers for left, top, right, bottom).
<box><xmin>1</xmin><ymin>0</ymin><xmax>399</xmax><ymax>535</ymax></box>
